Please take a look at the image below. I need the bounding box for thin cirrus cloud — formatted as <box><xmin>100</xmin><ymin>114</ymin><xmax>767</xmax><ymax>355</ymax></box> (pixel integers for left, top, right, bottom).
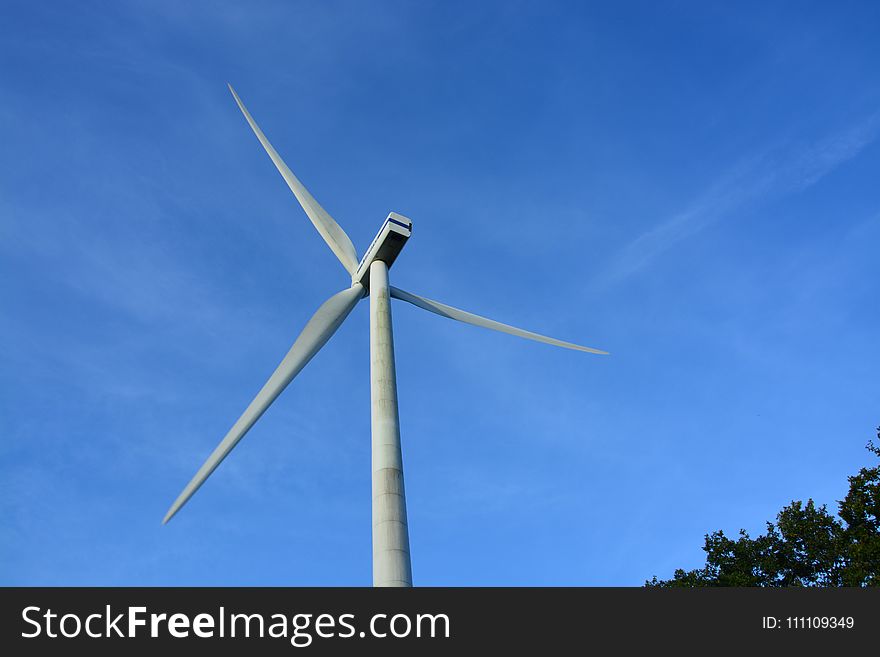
<box><xmin>603</xmin><ymin>112</ymin><xmax>880</xmax><ymax>283</ymax></box>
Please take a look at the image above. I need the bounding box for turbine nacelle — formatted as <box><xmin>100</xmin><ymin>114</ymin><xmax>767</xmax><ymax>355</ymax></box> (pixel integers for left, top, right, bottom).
<box><xmin>353</xmin><ymin>212</ymin><xmax>412</xmax><ymax>290</ymax></box>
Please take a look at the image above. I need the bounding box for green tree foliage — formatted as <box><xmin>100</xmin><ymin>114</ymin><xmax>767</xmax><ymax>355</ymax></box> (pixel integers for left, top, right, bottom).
<box><xmin>647</xmin><ymin>429</ymin><xmax>880</xmax><ymax>587</ymax></box>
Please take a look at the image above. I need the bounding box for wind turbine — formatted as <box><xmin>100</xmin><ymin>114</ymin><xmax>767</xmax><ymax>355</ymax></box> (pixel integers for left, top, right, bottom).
<box><xmin>163</xmin><ymin>84</ymin><xmax>608</xmax><ymax>587</ymax></box>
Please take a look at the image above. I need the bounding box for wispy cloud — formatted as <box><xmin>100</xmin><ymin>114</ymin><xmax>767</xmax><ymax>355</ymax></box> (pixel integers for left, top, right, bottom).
<box><xmin>603</xmin><ymin>113</ymin><xmax>880</xmax><ymax>282</ymax></box>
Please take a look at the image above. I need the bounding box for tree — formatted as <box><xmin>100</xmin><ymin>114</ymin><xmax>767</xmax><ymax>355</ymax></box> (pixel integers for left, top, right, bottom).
<box><xmin>646</xmin><ymin>428</ymin><xmax>880</xmax><ymax>587</ymax></box>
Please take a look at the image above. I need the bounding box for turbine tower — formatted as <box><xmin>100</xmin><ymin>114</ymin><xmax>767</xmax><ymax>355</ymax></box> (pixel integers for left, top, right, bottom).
<box><xmin>163</xmin><ymin>85</ymin><xmax>608</xmax><ymax>587</ymax></box>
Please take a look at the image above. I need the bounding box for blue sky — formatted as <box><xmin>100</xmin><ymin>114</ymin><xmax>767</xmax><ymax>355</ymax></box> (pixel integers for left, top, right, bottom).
<box><xmin>2</xmin><ymin>0</ymin><xmax>879</xmax><ymax>586</ymax></box>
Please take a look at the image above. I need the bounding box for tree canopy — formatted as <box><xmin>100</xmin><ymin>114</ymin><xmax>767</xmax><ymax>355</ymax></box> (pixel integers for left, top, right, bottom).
<box><xmin>647</xmin><ymin>428</ymin><xmax>880</xmax><ymax>587</ymax></box>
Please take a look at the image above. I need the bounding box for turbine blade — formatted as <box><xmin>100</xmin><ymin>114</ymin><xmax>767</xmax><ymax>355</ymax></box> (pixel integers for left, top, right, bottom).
<box><xmin>163</xmin><ymin>283</ymin><xmax>366</xmax><ymax>524</ymax></box>
<box><xmin>390</xmin><ymin>286</ymin><xmax>608</xmax><ymax>355</ymax></box>
<box><xmin>227</xmin><ymin>84</ymin><xmax>360</xmax><ymax>275</ymax></box>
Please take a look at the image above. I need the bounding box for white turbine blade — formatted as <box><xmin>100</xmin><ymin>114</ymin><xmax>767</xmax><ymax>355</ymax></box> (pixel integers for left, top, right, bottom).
<box><xmin>390</xmin><ymin>286</ymin><xmax>608</xmax><ymax>355</ymax></box>
<box><xmin>227</xmin><ymin>84</ymin><xmax>360</xmax><ymax>275</ymax></box>
<box><xmin>163</xmin><ymin>283</ymin><xmax>365</xmax><ymax>524</ymax></box>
